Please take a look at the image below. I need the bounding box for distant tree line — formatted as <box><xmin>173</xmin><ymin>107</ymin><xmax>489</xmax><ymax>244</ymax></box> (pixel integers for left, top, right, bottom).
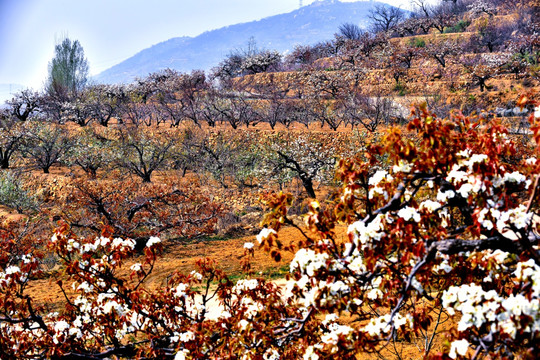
<box><xmin>3</xmin><ymin>0</ymin><xmax>539</xmax><ymax>132</ymax></box>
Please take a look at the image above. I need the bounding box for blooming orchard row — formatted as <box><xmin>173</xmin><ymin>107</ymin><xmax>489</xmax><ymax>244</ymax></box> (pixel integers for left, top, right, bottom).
<box><xmin>2</xmin><ymin>99</ymin><xmax>539</xmax><ymax>358</ymax></box>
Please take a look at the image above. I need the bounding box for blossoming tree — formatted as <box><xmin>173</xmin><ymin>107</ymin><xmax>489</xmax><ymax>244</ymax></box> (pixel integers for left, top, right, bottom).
<box><xmin>257</xmin><ymin>99</ymin><xmax>540</xmax><ymax>359</ymax></box>
<box><xmin>0</xmin><ymin>100</ymin><xmax>539</xmax><ymax>359</ymax></box>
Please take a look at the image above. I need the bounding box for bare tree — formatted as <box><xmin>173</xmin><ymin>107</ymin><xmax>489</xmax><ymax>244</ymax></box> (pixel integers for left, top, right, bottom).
<box><xmin>395</xmin><ymin>17</ymin><xmax>422</xmax><ymax>36</ymax></box>
<box><xmin>59</xmin><ymin>96</ymin><xmax>93</xmax><ymax>126</ymax></box>
<box><xmin>257</xmin><ymin>83</ymin><xmax>291</xmax><ymax>129</ymax></box>
<box><xmin>389</xmin><ymin>41</ymin><xmax>420</xmax><ymax>69</ymax></box>
<box><xmin>341</xmin><ymin>91</ymin><xmax>399</xmax><ymax>132</ymax></box>
<box><xmin>22</xmin><ymin>122</ymin><xmax>72</xmax><ymax>174</ymax></box>
<box><xmin>0</xmin><ymin>115</ymin><xmax>26</xmax><ymax>169</ymax></box>
<box><xmin>338</xmin><ymin>22</ymin><xmax>364</xmax><ymax>40</ymax></box>
<box><xmin>66</xmin><ymin>126</ymin><xmax>114</xmax><ymax>178</ymax></box>
<box><xmin>6</xmin><ymin>89</ymin><xmax>42</xmax><ymax>122</ymax></box>
<box><xmin>338</xmin><ymin>32</ymin><xmax>389</xmax><ymax>68</ymax></box>
<box><xmin>284</xmin><ymin>42</ymin><xmax>335</xmax><ymax>70</ymax></box>
<box><xmin>154</xmin><ymin>70</ymin><xmax>209</xmax><ymax>127</ymax></box>
<box><xmin>114</xmin><ymin>128</ymin><xmax>177</xmax><ymax>183</ymax></box>
<box><xmin>205</xmin><ymin>92</ymin><xmax>259</xmax><ymax>129</ymax></box>
<box><xmin>212</xmin><ymin>52</ymin><xmax>245</xmax><ymax>82</ymax></box>
<box><xmin>410</xmin><ymin>0</ymin><xmax>432</xmax><ymax>18</ymax></box>
<box><xmin>474</xmin><ymin>19</ymin><xmax>514</xmax><ymax>53</ymax></box>
<box><xmin>461</xmin><ymin>53</ymin><xmax>507</xmax><ymax>92</ymax></box>
<box><xmin>85</xmin><ymin>84</ymin><xmax>126</xmax><ymax>127</ymax></box>
<box><xmin>188</xmin><ymin>130</ymin><xmax>261</xmax><ymax>189</ymax></box>
<box><xmin>430</xmin><ymin>3</ymin><xmax>456</xmax><ymax>33</ymax></box>
<box><xmin>305</xmin><ymin>70</ymin><xmax>351</xmax><ymax>99</ymax></box>
<box><xmin>260</xmin><ymin>132</ymin><xmax>344</xmax><ymax>199</ymax></box>
<box><xmin>425</xmin><ymin>39</ymin><xmax>462</xmax><ymax>68</ymax></box>
<box><xmin>368</xmin><ymin>4</ymin><xmax>406</xmax><ymax>33</ymax></box>
<box><xmin>118</xmin><ymin>87</ymin><xmax>155</xmax><ymax>127</ymax></box>
<box><xmin>307</xmin><ymin>98</ymin><xmax>343</xmax><ymax>131</ymax></box>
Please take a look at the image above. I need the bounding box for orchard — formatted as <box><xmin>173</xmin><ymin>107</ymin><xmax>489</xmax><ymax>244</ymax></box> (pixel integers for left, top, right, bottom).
<box><xmin>1</xmin><ymin>98</ymin><xmax>539</xmax><ymax>359</ymax></box>
<box><xmin>1</xmin><ymin>1</ymin><xmax>539</xmax><ymax>358</ymax></box>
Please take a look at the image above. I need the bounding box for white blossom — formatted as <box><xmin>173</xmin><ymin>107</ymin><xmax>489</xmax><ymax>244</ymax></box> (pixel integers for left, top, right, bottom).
<box><xmin>190</xmin><ymin>271</ymin><xmax>203</xmax><ymax>280</ymax></box>
<box><xmin>397</xmin><ymin>207</ymin><xmax>421</xmax><ymax>222</ymax></box>
<box><xmin>174</xmin><ymin>283</ymin><xmax>188</xmax><ymax>298</ymax></box>
<box><xmin>320</xmin><ymin>322</ymin><xmax>352</xmax><ymax>346</ymax></box>
<box><xmin>369</xmin><ymin>170</ymin><xmax>393</xmax><ymax>186</ymax></box>
<box><xmin>526</xmin><ymin>157</ymin><xmax>537</xmax><ymax>165</ymax></box>
<box><xmin>130</xmin><ymin>263</ymin><xmax>142</xmax><ymax>272</ymax></box>
<box><xmin>66</xmin><ymin>239</ymin><xmax>80</xmax><ymax>252</ymax></box>
<box><xmin>54</xmin><ymin>320</ymin><xmax>70</xmax><ymax>333</ymax></box>
<box><xmin>419</xmin><ymin>200</ymin><xmax>441</xmax><ymax>213</ymax></box>
<box><xmin>437</xmin><ymin>190</ymin><xmax>455</xmax><ymax>203</ymax></box>
<box><xmin>179</xmin><ymin>331</ymin><xmax>195</xmax><ymax>342</ymax></box>
<box><xmin>263</xmin><ymin>348</ymin><xmax>280</xmax><ymax>360</ymax></box>
<box><xmin>146</xmin><ymin>236</ymin><xmax>161</xmax><ymax>248</ymax></box>
<box><xmin>257</xmin><ymin>228</ymin><xmax>277</xmax><ymax>244</ymax></box>
<box><xmin>111</xmin><ymin>237</ymin><xmax>136</xmax><ymax>250</ymax></box>
<box><xmin>449</xmin><ymin>339</ymin><xmax>470</xmax><ymax>359</ymax></box>
<box><xmin>361</xmin><ymin>312</ymin><xmax>414</xmax><ymax>337</ymax></box>
<box><xmin>392</xmin><ymin>160</ymin><xmax>412</xmax><ymax>173</ymax></box>
<box><xmin>303</xmin><ymin>346</ymin><xmax>320</xmax><ymax>360</ymax></box>
<box><xmin>442</xmin><ymin>264</ymin><xmax>540</xmax><ymax>342</ymax></box>
<box><xmin>456</xmin><ymin>183</ymin><xmax>473</xmax><ymax>198</ymax></box>
<box><xmin>503</xmin><ymin>171</ymin><xmax>527</xmax><ymax>185</ymax></box>
<box><xmin>233</xmin><ymin>279</ymin><xmax>259</xmax><ymax>293</ymax></box>
<box><xmin>77</xmin><ymin>281</ymin><xmax>94</xmax><ymax>293</ymax></box>
<box><xmin>238</xmin><ymin>319</ymin><xmax>250</xmax><ymax>331</ymax></box>
<box><xmin>348</xmin><ymin>214</ymin><xmax>386</xmax><ymax>249</ymax></box>
<box><xmin>174</xmin><ymin>349</ymin><xmax>189</xmax><ymax>360</ymax></box>
<box><xmin>5</xmin><ymin>266</ymin><xmax>20</xmax><ymax>275</ymax></box>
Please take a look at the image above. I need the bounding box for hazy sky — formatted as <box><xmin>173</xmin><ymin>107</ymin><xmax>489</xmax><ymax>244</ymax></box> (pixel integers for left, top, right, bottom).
<box><xmin>0</xmin><ymin>0</ymin><xmax>415</xmax><ymax>90</ymax></box>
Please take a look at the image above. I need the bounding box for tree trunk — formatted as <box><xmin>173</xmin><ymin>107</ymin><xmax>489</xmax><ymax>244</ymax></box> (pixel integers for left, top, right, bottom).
<box><xmin>301</xmin><ymin>177</ymin><xmax>317</xmax><ymax>199</ymax></box>
<box><xmin>142</xmin><ymin>172</ymin><xmax>152</xmax><ymax>182</ymax></box>
<box><xmin>87</xmin><ymin>168</ymin><xmax>97</xmax><ymax>179</ymax></box>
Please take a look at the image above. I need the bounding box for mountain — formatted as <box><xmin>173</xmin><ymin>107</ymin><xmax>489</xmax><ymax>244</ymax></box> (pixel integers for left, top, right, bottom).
<box><xmin>95</xmin><ymin>0</ymin><xmax>390</xmax><ymax>84</ymax></box>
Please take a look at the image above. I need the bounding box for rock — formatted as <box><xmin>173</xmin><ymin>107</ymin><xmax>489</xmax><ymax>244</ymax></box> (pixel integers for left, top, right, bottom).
<box><xmin>512</xmin><ymin>107</ymin><xmax>528</xmax><ymax>116</ymax></box>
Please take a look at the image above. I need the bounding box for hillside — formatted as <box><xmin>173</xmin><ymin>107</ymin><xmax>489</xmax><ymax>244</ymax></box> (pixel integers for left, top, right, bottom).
<box><xmin>94</xmin><ymin>0</ymin><xmax>393</xmax><ymax>84</ymax></box>
<box><xmin>2</xmin><ymin>0</ymin><xmax>540</xmax><ymax>358</ymax></box>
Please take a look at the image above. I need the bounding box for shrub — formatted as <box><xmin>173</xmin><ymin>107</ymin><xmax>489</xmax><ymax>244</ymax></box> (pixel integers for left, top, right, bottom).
<box><xmin>394</xmin><ymin>81</ymin><xmax>407</xmax><ymax>96</ymax></box>
<box><xmin>0</xmin><ymin>171</ymin><xmax>39</xmax><ymax>214</ymax></box>
<box><xmin>409</xmin><ymin>37</ymin><xmax>426</xmax><ymax>48</ymax></box>
<box><xmin>444</xmin><ymin>19</ymin><xmax>471</xmax><ymax>33</ymax></box>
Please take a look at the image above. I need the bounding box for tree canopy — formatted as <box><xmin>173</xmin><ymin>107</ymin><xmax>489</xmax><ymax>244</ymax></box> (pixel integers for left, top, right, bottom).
<box><xmin>46</xmin><ymin>37</ymin><xmax>89</xmax><ymax>101</ymax></box>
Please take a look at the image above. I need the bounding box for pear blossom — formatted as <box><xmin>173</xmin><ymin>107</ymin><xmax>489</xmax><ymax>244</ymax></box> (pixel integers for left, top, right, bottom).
<box><xmin>257</xmin><ymin>228</ymin><xmax>277</xmax><ymax>244</ymax></box>
<box><xmin>397</xmin><ymin>207</ymin><xmax>421</xmax><ymax>222</ymax></box>
<box><xmin>449</xmin><ymin>339</ymin><xmax>469</xmax><ymax>359</ymax></box>
<box><xmin>146</xmin><ymin>236</ymin><xmax>161</xmax><ymax>248</ymax></box>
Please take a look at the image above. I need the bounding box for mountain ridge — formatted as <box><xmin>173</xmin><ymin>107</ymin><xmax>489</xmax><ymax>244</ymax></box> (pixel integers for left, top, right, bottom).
<box><xmin>95</xmin><ymin>0</ymin><xmax>390</xmax><ymax>84</ymax></box>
